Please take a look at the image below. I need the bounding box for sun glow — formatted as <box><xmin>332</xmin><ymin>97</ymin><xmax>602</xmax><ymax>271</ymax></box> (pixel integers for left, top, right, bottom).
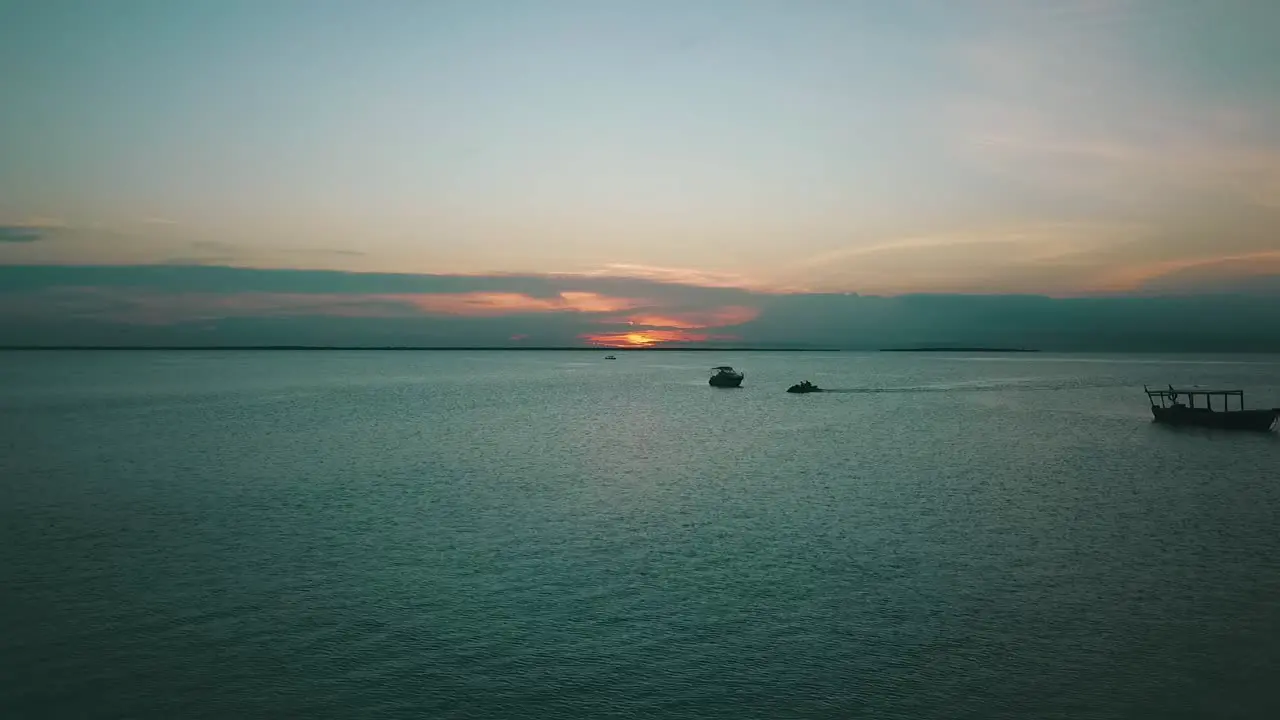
<box><xmin>583</xmin><ymin>329</ymin><xmax>724</xmax><ymax>347</ymax></box>
<box><xmin>618</xmin><ymin>306</ymin><xmax>759</xmax><ymax>330</ymax></box>
<box><xmin>582</xmin><ymin>305</ymin><xmax>758</xmax><ymax>346</ymax></box>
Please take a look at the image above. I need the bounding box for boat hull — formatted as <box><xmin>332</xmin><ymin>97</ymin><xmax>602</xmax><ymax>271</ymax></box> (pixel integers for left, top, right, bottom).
<box><xmin>1151</xmin><ymin>406</ymin><xmax>1277</xmax><ymax>431</ymax></box>
<box><xmin>709</xmin><ymin>375</ymin><xmax>743</xmax><ymax>388</ymax></box>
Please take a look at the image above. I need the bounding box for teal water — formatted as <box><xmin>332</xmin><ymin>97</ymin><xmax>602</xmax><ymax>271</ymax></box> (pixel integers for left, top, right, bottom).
<box><xmin>2</xmin><ymin>350</ymin><xmax>1279</xmax><ymax>719</ymax></box>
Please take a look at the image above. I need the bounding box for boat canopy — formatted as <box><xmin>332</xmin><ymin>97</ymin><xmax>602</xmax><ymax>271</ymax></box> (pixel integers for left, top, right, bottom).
<box><xmin>1145</xmin><ymin>385</ymin><xmax>1245</xmax><ymax>411</ymax></box>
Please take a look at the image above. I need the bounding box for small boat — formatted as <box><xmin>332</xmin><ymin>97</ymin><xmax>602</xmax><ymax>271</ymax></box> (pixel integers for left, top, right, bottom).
<box><xmin>787</xmin><ymin>381</ymin><xmax>822</xmax><ymax>394</ymax></box>
<box><xmin>709</xmin><ymin>366</ymin><xmax>744</xmax><ymax>388</ymax></box>
<box><xmin>1144</xmin><ymin>385</ymin><xmax>1278</xmax><ymax>432</ymax></box>
<box><xmin>604</xmin><ymin>355</ymin><xmax>616</xmax><ymax>360</ymax></box>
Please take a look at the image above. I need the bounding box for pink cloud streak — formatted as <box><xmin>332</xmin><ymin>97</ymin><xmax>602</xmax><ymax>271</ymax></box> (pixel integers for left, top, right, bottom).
<box><xmin>14</xmin><ymin>288</ymin><xmax>716</xmax><ymax>327</ymax></box>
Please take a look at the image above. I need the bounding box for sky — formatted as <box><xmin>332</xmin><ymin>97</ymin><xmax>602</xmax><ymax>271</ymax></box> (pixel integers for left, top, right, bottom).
<box><xmin>2</xmin><ymin>0</ymin><xmax>1279</xmax><ymax>347</ymax></box>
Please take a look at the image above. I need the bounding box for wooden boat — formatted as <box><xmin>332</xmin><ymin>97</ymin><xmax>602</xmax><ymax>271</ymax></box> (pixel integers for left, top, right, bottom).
<box><xmin>709</xmin><ymin>366</ymin><xmax>744</xmax><ymax>388</ymax></box>
<box><xmin>1144</xmin><ymin>385</ymin><xmax>1278</xmax><ymax>432</ymax></box>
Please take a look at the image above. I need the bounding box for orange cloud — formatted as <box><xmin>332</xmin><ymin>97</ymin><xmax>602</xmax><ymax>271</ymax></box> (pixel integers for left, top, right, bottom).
<box><xmin>30</xmin><ymin>288</ymin><xmax>649</xmax><ymax>325</ymax></box>
<box><xmin>557</xmin><ymin>264</ymin><xmax>763</xmax><ymax>290</ymax></box>
<box><xmin>399</xmin><ymin>291</ymin><xmax>643</xmax><ymax>316</ymax></box>
<box><xmin>582</xmin><ymin>329</ymin><xmax>736</xmax><ymax>347</ymax></box>
<box><xmin>581</xmin><ymin>304</ymin><xmax>758</xmax><ymax>346</ymax></box>
<box><xmin>619</xmin><ymin>305</ymin><xmax>759</xmax><ymax>329</ymax></box>
<box><xmin>1088</xmin><ymin>250</ymin><xmax>1280</xmax><ymax>293</ymax></box>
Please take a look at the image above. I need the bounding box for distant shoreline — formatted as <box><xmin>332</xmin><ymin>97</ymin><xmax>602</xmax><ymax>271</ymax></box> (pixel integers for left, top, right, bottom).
<box><xmin>0</xmin><ymin>346</ymin><xmax>843</xmax><ymax>352</ymax></box>
<box><xmin>880</xmin><ymin>347</ymin><xmax>1039</xmax><ymax>353</ymax></box>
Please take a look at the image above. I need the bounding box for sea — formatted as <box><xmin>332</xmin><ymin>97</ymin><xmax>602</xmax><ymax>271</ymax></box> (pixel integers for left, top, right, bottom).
<box><xmin>2</xmin><ymin>350</ymin><xmax>1278</xmax><ymax>719</ymax></box>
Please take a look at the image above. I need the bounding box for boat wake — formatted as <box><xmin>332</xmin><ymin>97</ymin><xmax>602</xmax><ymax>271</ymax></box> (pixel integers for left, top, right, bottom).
<box><xmin>816</xmin><ymin>378</ymin><xmax>1118</xmax><ymax>394</ymax></box>
<box><xmin>817</xmin><ymin>385</ymin><xmax>1014</xmax><ymax>394</ymax></box>
<box><xmin>810</xmin><ymin>388</ymin><xmax>960</xmax><ymax>394</ymax></box>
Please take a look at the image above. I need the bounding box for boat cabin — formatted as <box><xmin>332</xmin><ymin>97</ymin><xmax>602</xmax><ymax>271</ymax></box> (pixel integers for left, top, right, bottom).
<box><xmin>1144</xmin><ymin>385</ymin><xmax>1244</xmax><ymax>412</ymax></box>
<box><xmin>709</xmin><ymin>365</ymin><xmax>745</xmax><ymax>388</ymax></box>
<box><xmin>1143</xmin><ymin>385</ymin><xmax>1277</xmax><ymax>431</ymax></box>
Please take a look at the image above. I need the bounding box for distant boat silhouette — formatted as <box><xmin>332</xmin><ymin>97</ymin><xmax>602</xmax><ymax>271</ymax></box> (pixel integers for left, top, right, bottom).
<box><xmin>709</xmin><ymin>366</ymin><xmax>744</xmax><ymax>388</ymax></box>
<box><xmin>604</xmin><ymin>355</ymin><xmax>616</xmax><ymax>360</ymax></box>
<box><xmin>786</xmin><ymin>381</ymin><xmax>822</xmax><ymax>394</ymax></box>
<box><xmin>1144</xmin><ymin>385</ymin><xmax>1278</xmax><ymax>431</ymax></box>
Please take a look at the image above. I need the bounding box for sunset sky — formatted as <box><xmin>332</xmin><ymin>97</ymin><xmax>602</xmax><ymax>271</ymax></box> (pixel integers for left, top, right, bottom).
<box><xmin>2</xmin><ymin>1</ymin><xmax>1279</xmax><ymax>347</ymax></box>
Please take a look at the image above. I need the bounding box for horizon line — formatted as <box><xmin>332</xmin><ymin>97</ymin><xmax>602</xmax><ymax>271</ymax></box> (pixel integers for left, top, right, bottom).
<box><xmin>5</xmin><ymin>346</ymin><xmax>1280</xmax><ymax>354</ymax></box>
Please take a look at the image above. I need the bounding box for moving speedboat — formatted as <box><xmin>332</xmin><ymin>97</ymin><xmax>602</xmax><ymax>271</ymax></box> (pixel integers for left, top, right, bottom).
<box><xmin>787</xmin><ymin>381</ymin><xmax>822</xmax><ymax>394</ymax></box>
<box><xmin>604</xmin><ymin>355</ymin><xmax>616</xmax><ymax>360</ymax></box>
<box><xmin>709</xmin><ymin>366</ymin><xmax>744</xmax><ymax>388</ymax></box>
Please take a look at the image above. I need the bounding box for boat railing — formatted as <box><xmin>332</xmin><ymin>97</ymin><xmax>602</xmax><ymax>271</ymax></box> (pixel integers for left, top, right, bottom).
<box><xmin>1144</xmin><ymin>385</ymin><xmax>1245</xmax><ymax>412</ymax></box>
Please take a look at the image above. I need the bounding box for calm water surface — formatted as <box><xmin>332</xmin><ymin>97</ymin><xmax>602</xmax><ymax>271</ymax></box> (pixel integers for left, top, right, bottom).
<box><xmin>2</xmin><ymin>351</ymin><xmax>1279</xmax><ymax>719</ymax></box>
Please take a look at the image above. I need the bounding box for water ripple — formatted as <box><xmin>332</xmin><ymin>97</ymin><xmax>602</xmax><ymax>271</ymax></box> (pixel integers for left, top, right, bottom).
<box><xmin>2</xmin><ymin>350</ymin><xmax>1279</xmax><ymax>718</ymax></box>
